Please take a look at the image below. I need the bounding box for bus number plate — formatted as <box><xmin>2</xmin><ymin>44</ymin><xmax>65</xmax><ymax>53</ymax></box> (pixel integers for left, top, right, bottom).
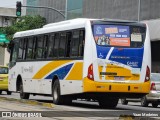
<box><xmin>114</xmin><ymin>77</ymin><xmax>124</xmax><ymax>80</ymax></box>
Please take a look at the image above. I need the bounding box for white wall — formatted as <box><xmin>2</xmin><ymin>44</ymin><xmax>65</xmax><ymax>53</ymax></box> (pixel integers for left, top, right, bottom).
<box><xmin>0</xmin><ymin>7</ymin><xmax>16</xmax><ymax>27</ymax></box>
<box><xmin>4</xmin><ymin>48</ymin><xmax>10</xmax><ymax>66</ymax></box>
<box><xmin>0</xmin><ymin>47</ymin><xmax>5</xmax><ymax>65</ymax></box>
<box><xmin>0</xmin><ymin>47</ymin><xmax>10</xmax><ymax>66</ymax></box>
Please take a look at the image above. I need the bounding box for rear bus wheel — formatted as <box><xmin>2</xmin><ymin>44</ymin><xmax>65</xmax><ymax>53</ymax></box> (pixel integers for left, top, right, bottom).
<box><xmin>152</xmin><ymin>102</ymin><xmax>158</xmax><ymax>108</ymax></box>
<box><xmin>98</xmin><ymin>97</ymin><xmax>119</xmax><ymax>109</ymax></box>
<box><xmin>19</xmin><ymin>82</ymin><xmax>30</xmax><ymax>99</ymax></box>
<box><xmin>7</xmin><ymin>91</ymin><xmax>12</xmax><ymax>95</ymax></box>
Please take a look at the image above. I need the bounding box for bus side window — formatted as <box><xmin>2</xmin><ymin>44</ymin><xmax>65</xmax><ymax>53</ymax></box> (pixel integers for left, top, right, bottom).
<box><xmin>10</xmin><ymin>40</ymin><xmax>18</xmax><ymax>68</ymax></box>
<box><xmin>71</xmin><ymin>30</ymin><xmax>80</xmax><ymax>57</ymax></box>
<box><xmin>59</xmin><ymin>32</ymin><xmax>67</xmax><ymax>57</ymax></box>
<box><xmin>47</xmin><ymin>34</ymin><xmax>54</xmax><ymax>58</ymax></box>
<box><xmin>23</xmin><ymin>38</ymin><xmax>28</xmax><ymax>60</ymax></box>
<box><xmin>79</xmin><ymin>30</ymin><xmax>85</xmax><ymax>56</ymax></box>
<box><xmin>36</xmin><ymin>36</ymin><xmax>44</xmax><ymax>59</ymax></box>
<box><xmin>53</xmin><ymin>33</ymin><xmax>59</xmax><ymax>58</ymax></box>
<box><xmin>130</xmin><ymin>26</ymin><xmax>145</xmax><ymax>48</ymax></box>
<box><xmin>32</xmin><ymin>37</ymin><xmax>37</xmax><ymax>59</ymax></box>
<box><xmin>18</xmin><ymin>39</ymin><xmax>24</xmax><ymax>59</ymax></box>
<box><xmin>26</xmin><ymin>37</ymin><xmax>34</xmax><ymax>59</ymax></box>
<box><xmin>66</xmin><ymin>32</ymin><xmax>72</xmax><ymax>57</ymax></box>
<box><xmin>42</xmin><ymin>35</ymin><xmax>48</xmax><ymax>58</ymax></box>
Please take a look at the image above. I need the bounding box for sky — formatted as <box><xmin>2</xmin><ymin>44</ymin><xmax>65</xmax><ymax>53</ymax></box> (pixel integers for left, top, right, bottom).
<box><xmin>0</xmin><ymin>0</ymin><xmax>23</xmax><ymax>8</ymax></box>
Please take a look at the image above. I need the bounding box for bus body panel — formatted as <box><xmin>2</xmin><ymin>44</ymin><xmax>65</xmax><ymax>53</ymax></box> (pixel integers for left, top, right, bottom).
<box><xmin>83</xmin><ymin>77</ymin><xmax>150</xmax><ymax>93</ymax></box>
<box><xmin>140</xmin><ymin>24</ymin><xmax>151</xmax><ymax>83</ymax></box>
<box><xmin>9</xmin><ymin>60</ymin><xmax>84</xmax><ymax>95</ymax></box>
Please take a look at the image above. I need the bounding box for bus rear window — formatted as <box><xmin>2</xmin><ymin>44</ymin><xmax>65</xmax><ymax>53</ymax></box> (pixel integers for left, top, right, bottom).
<box><xmin>93</xmin><ymin>24</ymin><xmax>146</xmax><ymax>47</ymax></box>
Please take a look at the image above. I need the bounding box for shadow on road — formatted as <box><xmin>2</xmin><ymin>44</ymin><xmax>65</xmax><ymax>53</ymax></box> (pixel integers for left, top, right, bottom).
<box><xmin>34</xmin><ymin>99</ymin><xmax>128</xmax><ymax>110</ymax></box>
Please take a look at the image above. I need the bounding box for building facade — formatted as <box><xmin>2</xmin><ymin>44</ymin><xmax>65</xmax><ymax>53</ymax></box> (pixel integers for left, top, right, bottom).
<box><xmin>24</xmin><ymin>0</ymin><xmax>160</xmax><ymax>22</ymax></box>
<box><xmin>83</xmin><ymin>0</ymin><xmax>160</xmax><ymax>21</ymax></box>
<box><xmin>0</xmin><ymin>7</ymin><xmax>16</xmax><ymax>27</ymax></box>
<box><xmin>0</xmin><ymin>47</ymin><xmax>10</xmax><ymax>66</ymax></box>
<box><xmin>24</xmin><ymin>0</ymin><xmax>66</xmax><ymax>23</ymax></box>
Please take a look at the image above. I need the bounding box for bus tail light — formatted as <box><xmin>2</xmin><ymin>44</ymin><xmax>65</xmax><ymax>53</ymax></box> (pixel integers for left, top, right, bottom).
<box><xmin>145</xmin><ymin>66</ymin><xmax>150</xmax><ymax>82</ymax></box>
<box><xmin>87</xmin><ymin>64</ymin><xmax>94</xmax><ymax>80</ymax></box>
<box><xmin>150</xmin><ymin>82</ymin><xmax>156</xmax><ymax>91</ymax></box>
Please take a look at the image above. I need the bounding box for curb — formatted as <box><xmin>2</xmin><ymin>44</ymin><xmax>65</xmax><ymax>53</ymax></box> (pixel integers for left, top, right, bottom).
<box><xmin>0</xmin><ymin>96</ymin><xmax>54</xmax><ymax>108</ymax></box>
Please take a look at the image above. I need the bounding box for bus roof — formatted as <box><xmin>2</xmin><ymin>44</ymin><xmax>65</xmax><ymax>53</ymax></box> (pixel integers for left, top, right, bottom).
<box><xmin>13</xmin><ymin>18</ymin><xmax>93</xmax><ymax>38</ymax></box>
<box><xmin>13</xmin><ymin>18</ymin><xmax>141</xmax><ymax>38</ymax></box>
<box><xmin>43</xmin><ymin>18</ymin><xmax>97</xmax><ymax>28</ymax></box>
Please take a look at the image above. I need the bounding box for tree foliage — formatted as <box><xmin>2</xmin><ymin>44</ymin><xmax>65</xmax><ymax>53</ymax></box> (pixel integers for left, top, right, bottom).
<box><xmin>0</xmin><ymin>15</ymin><xmax>46</xmax><ymax>43</ymax></box>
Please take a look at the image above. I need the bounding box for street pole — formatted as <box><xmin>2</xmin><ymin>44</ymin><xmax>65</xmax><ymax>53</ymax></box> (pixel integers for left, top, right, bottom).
<box><xmin>65</xmin><ymin>0</ymin><xmax>68</xmax><ymax>20</ymax></box>
<box><xmin>138</xmin><ymin>0</ymin><xmax>141</xmax><ymax>21</ymax></box>
<box><xmin>22</xmin><ymin>5</ymin><xmax>66</xmax><ymax>19</ymax></box>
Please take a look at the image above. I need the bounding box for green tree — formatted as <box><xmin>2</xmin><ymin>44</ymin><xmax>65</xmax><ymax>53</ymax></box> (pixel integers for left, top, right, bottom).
<box><xmin>0</xmin><ymin>15</ymin><xmax>46</xmax><ymax>47</ymax></box>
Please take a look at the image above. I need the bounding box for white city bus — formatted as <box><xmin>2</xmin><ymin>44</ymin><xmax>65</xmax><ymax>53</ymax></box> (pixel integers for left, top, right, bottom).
<box><xmin>8</xmin><ymin>18</ymin><xmax>151</xmax><ymax>108</ymax></box>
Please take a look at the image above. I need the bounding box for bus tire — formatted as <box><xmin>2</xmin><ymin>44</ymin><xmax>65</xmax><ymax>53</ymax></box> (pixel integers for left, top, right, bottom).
<box><xmin>19</xmin><ymin>82</ymin><xmax>30</xmax><ymax>99</ymax></box>
<box><xmin>63</xmin><ymin>96</ymin><xmax>72</xmax><ymax>105</ymax></box>
<box><xmin>98</xmin><ymin>97</ymin><xmax>119</xmax><ymax>109</ymax></box>
<box><xmin>121</xmin><ymin>98</ymin><xmax>128</xmax><ymax>105</ymax></box>
<box><xmin>52</xmin><ymin>80</ymin><xmax>63</xmax><ymax>104</ymax></box>
<box><xmin>0</xmin><ymin>91</ymin><xmax>2</xmax><ymax>94</ymax></box>
<box><xmin>152</xmin><ymin>102</ymin><xmax>158</xmax><ymax>108</ymax></box>
<box><xmin>141</xmin><ymin>96</ymin><xmax>148</xmax><ymax>107</ymax></box>
<box><xmin>7</xmin><ymin>91</ymin><xmax>12</xmax><ymax>95</ymax></box>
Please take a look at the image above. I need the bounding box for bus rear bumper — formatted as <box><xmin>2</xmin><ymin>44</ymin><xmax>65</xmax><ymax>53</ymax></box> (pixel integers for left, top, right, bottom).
<box><xmin>83</xmin><ymin>78</ymin><xmax>150</xmax><ymax>94</ymax></box>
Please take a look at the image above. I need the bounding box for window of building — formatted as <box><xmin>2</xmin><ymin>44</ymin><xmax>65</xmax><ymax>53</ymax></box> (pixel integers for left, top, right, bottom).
<box><xmin>67</xmin><ymin>0</ymin><xmax>83</xmax><ymax>19</ymax></box>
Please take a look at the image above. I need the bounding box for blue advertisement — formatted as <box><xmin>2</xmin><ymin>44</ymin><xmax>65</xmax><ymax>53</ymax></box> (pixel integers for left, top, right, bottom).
<box><xmin>94</xmin><ymin>25</ymin><xmax>130</xmax><ymax>37</ymax></box>
<box><xmin>93</xmin><ymin>25</ymin><xmax>130</xmax><ymax>47</ymax></box>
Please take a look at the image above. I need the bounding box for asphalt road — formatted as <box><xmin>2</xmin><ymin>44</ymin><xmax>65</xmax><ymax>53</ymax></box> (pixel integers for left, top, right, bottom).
<box><xmin>0</xmin><ymin>92</ymin><xmax>160</xmax><ymax>120</ymax></box>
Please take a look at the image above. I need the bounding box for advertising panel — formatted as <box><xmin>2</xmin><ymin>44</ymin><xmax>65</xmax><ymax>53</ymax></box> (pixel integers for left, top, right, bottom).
<box><xmin>94</xmin><ymin>25</ymin><xmax>130</xmax><ymax>47</ymax></box>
